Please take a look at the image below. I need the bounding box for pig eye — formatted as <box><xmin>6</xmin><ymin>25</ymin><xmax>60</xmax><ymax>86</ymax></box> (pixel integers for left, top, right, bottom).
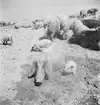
<box><xmin>44</xmin><ymin>24</ymin><xmax>47</xmax><ymax>29</ymax></box>
<box><xmin>70</xmin><ymin>66</ymin><xmax>74</xmax><ymax>69</ymax></box>
<box><xmin>64</xmin><ymin>65</ymin><xmax>66</xmax><ymax>69</ymax></box>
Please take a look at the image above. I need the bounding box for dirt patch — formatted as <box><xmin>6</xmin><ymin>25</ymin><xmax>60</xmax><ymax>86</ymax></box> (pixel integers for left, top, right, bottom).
<box><xmin>0</xmin><ymin>26</ymin><xmax>100</xmax><ymax>105</ymax></box>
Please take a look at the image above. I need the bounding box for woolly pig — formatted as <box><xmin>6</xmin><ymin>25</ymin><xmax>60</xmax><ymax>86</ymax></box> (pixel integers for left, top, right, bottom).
<box><xmin>69</xmin><ymin>19</ymin><xmax>96</xmax><ymax>34</ymax></box>
<box><xmin>31</xmin><ymin>39</ymin><xmax>52</xmax><ymax>52</ymax></box>
<box><xmin>95</xmin><ymin>12</ymin><xmax>100</xmax><ymax>20</ymax></box>
<box><xmin>28</xmin><ymin>55</ymin><xmax>52</xmax><ymax>86</ymax></box>
<box><xmin>80</xmin><ymin>10</ymin><xmax>87</xmax><ymax>18</ymax></box>
<box><xmin>63</xmin><ymin>60</ymin><xmax>77</xmax><ymax>76</ymax></box>
<box><xmin>57</xmin><ymin>14</ymin><xmax>76</xmax><ymax>40</ymax></box>
<box><xmin>63</xmin><ymin>29</ymin><xmax>74</xmax><ymax>40</ymax></box>
<box><xmin>57</xmin><ymin>13</ymin><xmax>69</xmax><ymax>34</ymax></box>
<box><xmin>43</xmin><ymin>15</ymin><xmax>60</xmax><ymax>41</ymax></box>
<box><xmin>1</xmin><ymin>33</ymin><xmax>13</xmax><ymax>45</ymax></box>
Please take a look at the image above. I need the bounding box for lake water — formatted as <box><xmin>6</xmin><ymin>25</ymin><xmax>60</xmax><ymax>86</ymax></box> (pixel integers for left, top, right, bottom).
<box><xmin>1</xmin><ymin>1</ymin><xmax>100</xmax><ymax>22</ymax></box>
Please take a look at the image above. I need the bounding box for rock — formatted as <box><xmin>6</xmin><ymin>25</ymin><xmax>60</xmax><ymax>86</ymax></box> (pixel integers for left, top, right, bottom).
<box><xmin>87</xmin><ymin>8</ymin><xmax>98</xmax><ymax>15</ymax></box>
<box><xmin>68</xmin><ymin>28</ymin><xmax>100</xmax><ymax>51</ymax></box>
<box><xmin>82</xmin><ymin>19</ymin><xmax>100</xmax><ymax>28</ymax></box>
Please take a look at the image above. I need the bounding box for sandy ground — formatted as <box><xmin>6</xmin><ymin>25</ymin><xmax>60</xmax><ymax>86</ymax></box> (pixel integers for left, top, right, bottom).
<box><xmin>0</xmin><ymin>26</ymin><xmax>100</xmax><ymax>105</ymax></box>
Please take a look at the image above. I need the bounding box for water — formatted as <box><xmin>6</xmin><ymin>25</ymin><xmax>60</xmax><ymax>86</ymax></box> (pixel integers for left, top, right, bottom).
<box><xmin>0</xmin><ymin>0</ymin><xmax>100</xmax><ymax>21</ymax></box>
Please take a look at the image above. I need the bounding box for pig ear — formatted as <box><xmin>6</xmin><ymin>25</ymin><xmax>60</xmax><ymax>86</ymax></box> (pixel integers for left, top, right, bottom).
<box><xmin>28</xmin><ymin>60</ymin><xmax>37</xmax><ymax>78</ymax></box>
<box><xmin>43</xmin><ymin>60</ymin><xmax>52</xmax><ymax>80</ymax></box>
